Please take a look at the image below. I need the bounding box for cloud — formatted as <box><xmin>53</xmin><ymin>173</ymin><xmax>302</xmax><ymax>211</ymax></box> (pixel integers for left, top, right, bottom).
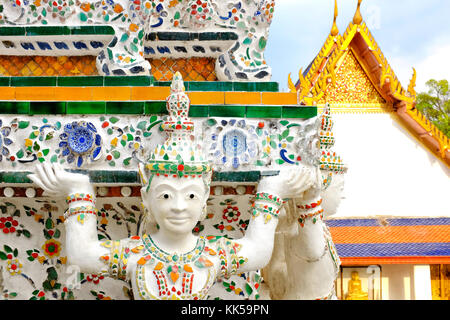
<box><xmin>388</xmin><ymin>37</ymin><xmax>450</xmax><ymax>93</ymax></box>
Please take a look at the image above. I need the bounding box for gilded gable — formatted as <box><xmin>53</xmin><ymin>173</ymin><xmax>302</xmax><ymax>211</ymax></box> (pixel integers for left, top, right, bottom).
<box><xmin>319</xmin><ymin>51</ymin><xmax>386</xmax><ymax>105</ymax></box>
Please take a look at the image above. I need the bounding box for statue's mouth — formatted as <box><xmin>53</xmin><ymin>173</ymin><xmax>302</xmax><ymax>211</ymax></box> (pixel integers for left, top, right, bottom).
<box><xmin>166</xmin><ymin>216</ymin><xmax>191</xmax><ymax>224</ymax></box>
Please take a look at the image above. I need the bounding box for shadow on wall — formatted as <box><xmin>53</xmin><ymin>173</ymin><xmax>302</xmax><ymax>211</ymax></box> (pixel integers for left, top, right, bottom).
<box><xmin>390</xmin><ymin>113</ymin><xmax>450</xmax><ymax>176</ymax></box>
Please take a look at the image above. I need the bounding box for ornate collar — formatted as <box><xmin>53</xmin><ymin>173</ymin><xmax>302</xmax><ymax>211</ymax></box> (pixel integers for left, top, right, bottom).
<box><xmin>141</xmin><ymin>234</ymin><xmax>206</xmax><ymax>264</ymax></box>
<box><xmin>136</xmin><ymin>234</ymin><xmax>216</xmax><ymax>300</ymax></box>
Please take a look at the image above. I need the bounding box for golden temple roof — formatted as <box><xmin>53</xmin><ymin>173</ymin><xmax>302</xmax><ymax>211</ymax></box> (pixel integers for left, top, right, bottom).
<box><xmin>288</xmin><ymin>0</ymin><xmax>449</xmax><ymax>166</ymax></box>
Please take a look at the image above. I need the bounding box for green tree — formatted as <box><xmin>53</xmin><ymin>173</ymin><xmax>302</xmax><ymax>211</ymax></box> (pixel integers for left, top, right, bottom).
<box><xmin>416</xmin><ymin>79</ymin><xmax>450</xmax><ymax>138</ymax></box>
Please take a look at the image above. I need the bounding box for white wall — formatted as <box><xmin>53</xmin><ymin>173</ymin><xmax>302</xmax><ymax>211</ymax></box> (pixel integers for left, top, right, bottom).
<box><xmin>380</xmin><ymin>264</ymin><xmax>414</xmax><ymax>300</ymax></box>
<box><xmin>332</xmin><ymin>112</ymin><xmax>450</xmax><ymax>218</ymax></box>
<box><xmin>413</xmin><ymin>265</ymin><xmax>433</xmax><ymax>300</ymax></box>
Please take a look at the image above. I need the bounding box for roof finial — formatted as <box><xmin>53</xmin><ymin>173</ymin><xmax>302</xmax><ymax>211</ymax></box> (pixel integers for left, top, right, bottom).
<box><xmin>330</xmin><ymin>0</ymin><xmax>339</xmax><ymax>36</ymax></box>
<box><xmin>353</xmin><ymin>0</ymin><xmax>363</xmax><ymax>25</ymax></box>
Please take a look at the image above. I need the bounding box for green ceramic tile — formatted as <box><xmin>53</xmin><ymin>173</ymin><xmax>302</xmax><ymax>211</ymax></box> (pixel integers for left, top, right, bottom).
<box><xmin>0</xmin><ymin>27</ymin><xmax>26</xmax><ymax>36</ymax></box>
<box><xmin>189</xmin><ymin>105</ymin><xmax>209</xmax><ymax>117</ymax></box>
<box><xmin>70</xmin><ymin>26</ymin><xmax>96</xmax><ymax>35</ymax></box>
<box><xmin>246</xmin><ymin>105</ymin><xmax>282</xmax><ymax>118</ymax></box>
<box><xmin>145</xmin><ymin>101</ymin><xmax>168</xmax><ymax>115</ymax></box>
<box><xmin>209</xmin><ymin>105</ymin><xmax>246</xmax><ymax>118</ymax></box>
<box><xmin>0</xmin><ymin>77</ymin><xmax>10</xmax><ymax>86</ymax></box>
<box><xmin>282</xmin><ymin>106</ymin><xmax>317</xmax><ymax>119</ymax></box>
<box><xmin>232</xmin><ymin>82</ymin><xmax>257</xmax><ymax>92</ymax></box>
<box><xmin>213</xmin><ymin>171</ymin><xmax>261</xmax><ymax>182</ymax></box>
<box><xmin>0</xmin><ymin>172</ymin><xmax>32</xmax><ymax>184</ymax></box>
<box><xmin>0</xmin><ymin>171</ymin><xmax>140</xmax><ymax>184</ymax></box>
<box><xmin>232</xmin><ymin>82</ymin><xmax>279</xmax><ymax>92</ymax></box>
<box><xmin>198</xmin><ymin>32</ymin><xmax>214</xmax><ymax>41</ymax></box>
<box><xmin>30</xmin><ymin>102</ymin><xmax>66</xmax><ymax>115</ymax></box>
<box><xmin>67</xmin><ymin>102</ymin><xmax>106</xmax><ymax>114</ymax></box>
<box><xmin>26</xmin><ymin>26</ymin><xmax>70</xmax><ymax>36</ymax></box>
<box><xmin>188</xmin><ymin>33</ymin><xmax>200</xmax><ymax>41</ymax></box>
<box><xmin>0</xmin><ymin>102</ymin><xmax>30</xmax><ymax>114</ymax></box>
<box><xmin>11</xmin><ymin>77</ymin><xmax>57</xmax><ymax>87</ymax></box>
<box><xmin>255</xmin><ymin>82</ymin><xmax>279</xmax><ymax>92</ymax></box>
<box><xmin>153</xmin><ymin>81</ymin><xmax>172</xmax><ymax>87</ymax></box>
<box><xmin>0</xmin><ymin>170</ymin><xmax>269</xmax><ymax>184</ymax></box>
<box><xmin>187</xmin><ymin>82</ymin><xmax>233</xmax><ymax>92</ymax></box>
<box><xmin>106</xmin><ymin>102</ymin><xmax>145</xmax><ymax>114</ymax></box>
<box><xmin>218</xmin><ymin>32</ymin><xmax>239</xmax><ymax>41</ymax></box>
<box><xmin>94</xmin><ymin>26</ymin><xmax>116</xmax><ymax>35</ymax></box>
<box><xmin>57</xmin><ymin>76</ymin><xmax>104</xmax><ymax>87</ymax></box>
<box><xmin>156</xmin><ymin>32</ymin><xmax>190</xmax><ymax>41</ymax></box>
<box><xmin>87</xmin><ymin>170</ymin><xmax>139</xmax><ymax>184</ymax></box>
<box><xmin>104</xmin><ymin>76</ymin><xmax>152</xmax><ymax>87</ymax></box>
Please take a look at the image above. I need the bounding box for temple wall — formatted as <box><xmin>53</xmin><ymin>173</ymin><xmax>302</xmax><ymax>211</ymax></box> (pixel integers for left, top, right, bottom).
<box><xmin>331</xmin><ymin>112</ymin><xmax>450</xmax><ymax>218</ymax></box>
<box><xmin>380</xmin><ymin>264</ymin><xmax>413</xmax><ymax>300</ymax></box>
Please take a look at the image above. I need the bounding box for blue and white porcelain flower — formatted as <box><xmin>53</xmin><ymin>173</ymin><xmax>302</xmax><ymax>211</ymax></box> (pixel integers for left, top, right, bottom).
<box><xmin>0</xmin><ymin>119</ymin><xmax>13</xmax><ymax>162</ymax></box>
<box><xmin>205</xmin><ymin>119</ymin><xmax>264</xmax><ymax>169</ymax></box>
<box><xmin>59</xmin><ymin>121</ymin><xmax>102</xmax><ymax>167</ymax></box>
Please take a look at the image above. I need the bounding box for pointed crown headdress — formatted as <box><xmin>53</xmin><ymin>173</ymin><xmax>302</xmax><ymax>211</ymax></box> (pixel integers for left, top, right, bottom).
<box><xmin>140</xmin><ymin>73</ymin><xmax>212</xmax><ymax>186</ymax></box>
<box><xmin>319</xmin><ymin>104</ymin><xmax>347</xmax><ymax>174</ymax></box>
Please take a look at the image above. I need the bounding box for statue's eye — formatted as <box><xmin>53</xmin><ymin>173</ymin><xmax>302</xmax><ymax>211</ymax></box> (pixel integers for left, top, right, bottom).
<box><xmin>189</xmin><ymin>194</ymin><xmax>195</xmax><ymax>199</ymax></box>
<box><xmin>163</xmin><ymin>194</ymin><xmax>170</xmax><ymax>199</ymax></box>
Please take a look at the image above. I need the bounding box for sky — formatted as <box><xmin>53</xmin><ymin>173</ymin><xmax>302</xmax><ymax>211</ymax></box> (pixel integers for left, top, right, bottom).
<box><xmin>265</xmin><ymin>0</ymin><xmax>450</xmax><ymax>92</ymax></box>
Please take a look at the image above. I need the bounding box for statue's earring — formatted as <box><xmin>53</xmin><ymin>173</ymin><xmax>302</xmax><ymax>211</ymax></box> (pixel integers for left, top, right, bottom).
<box><xmin>322</xmin><ymin>172</ymin><xmax>333</xmax><ymax>190</ymax></box>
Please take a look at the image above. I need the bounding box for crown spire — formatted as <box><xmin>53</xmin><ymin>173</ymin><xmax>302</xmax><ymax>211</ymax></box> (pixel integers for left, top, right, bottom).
<box><xmin>143</xmin><ymin>73</ymin><xmax>211</xmax><ymax>180</ymax></box>
<box><xmin>319</xmin><ymin>104</ymin><xmax>346</xmax><ymax>174</ymax></box>
<box><xmin>353</xmin><ymin>0</ymin><xmax>363</xmax><ymax>25</ymax></box>
<box><xmin>330</xmin><ymin>0</ymin><xmax>339</xmax><ymax>36</ymax></box>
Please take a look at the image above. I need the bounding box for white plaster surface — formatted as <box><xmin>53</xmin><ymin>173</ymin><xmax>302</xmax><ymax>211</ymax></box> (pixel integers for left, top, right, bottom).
<box><xmin>379</xmin><ymin>264</ymin><xmax>414</xmax><ymax>300</ymax></box>
<box><xmin>413</xmin><ymin>265</ymin><xmax>432</xmax><ymax>300</ymax></box>
<box><xmin>332</xmin><ymin>113</ymin><xmax>450</xmax><ymax>218</ymax></box>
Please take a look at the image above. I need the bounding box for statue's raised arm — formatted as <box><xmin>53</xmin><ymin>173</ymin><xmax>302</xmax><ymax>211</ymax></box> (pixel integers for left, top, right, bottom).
<box><xmin>28</xmin><ymin>163</ymin><xmax>110</xmax><ymax>275</ymax></box>
<box><xmin>231</xmin><ymin>166</ymin><xmax>316</xmax><ymax>274</ymax></box>
<box><xmin>262</xmin><ymin>105</ymin><xmax>348</xmax><ymax>300</ymax></box>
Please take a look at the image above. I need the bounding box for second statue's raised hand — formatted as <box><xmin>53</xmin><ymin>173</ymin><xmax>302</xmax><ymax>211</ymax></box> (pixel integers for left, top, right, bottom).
<box><xmin>28</xmin><ymin>163</ymin><xmax>92</xmax><ymax>197</ymax></box>
<box><xmin>258</xmin><ymin>165</ymin><xmax>317</xmax><ymax>201</ymax></box>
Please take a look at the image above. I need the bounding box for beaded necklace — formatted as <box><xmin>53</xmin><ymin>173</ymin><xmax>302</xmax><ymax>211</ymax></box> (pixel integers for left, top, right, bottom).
<box><xmin>136</xmin><ymin>234</ymin><xmax>216</xmax><ymax>300</ymax></box>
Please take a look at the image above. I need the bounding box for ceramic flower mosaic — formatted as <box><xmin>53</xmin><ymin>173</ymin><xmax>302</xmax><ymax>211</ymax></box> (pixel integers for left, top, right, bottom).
<box><xmin>60</xmin><ymin>121</ymin><xmax>102</xmax><ymax>168</ymax></box>
<box><xmin>204</xmin><ymin>118</ymin><xmax>265</xmax><ymax>169</ymax></box>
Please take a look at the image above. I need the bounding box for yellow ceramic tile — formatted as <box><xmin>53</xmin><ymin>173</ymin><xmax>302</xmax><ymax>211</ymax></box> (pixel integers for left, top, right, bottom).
<box><xmin>262</xmin><ymin>92</ymin><xmax>298</xmax><ymax>105</ymax></box>
<box><xmin>131</xmin><ymin>87</ymin><xmax>171</xmax><ymax>101</ymax></box>
<box><xmin>0</xmin><ymin>87</ymin><xmax>16</xmax><ymax>100</ymax></box>
<box><xmin>225</xmin><ymin>92</ymin><xmax>261</xmax><ymax>105</ymax></box>
<box><xmin>188</xmin><ymin>92</ymin><xmax>225</xmax><ymax>105</ymax></box>
<box><xmin>53</xmin><ymin>87</ymin><xmax>93</xmax><ymax>101</ymax></box>
<box><xmin>15</xmin><ymin>87</ymin><xmax>55</xmax><ymax>101</ymax></box>
<box><xmin>92</xmin><ymin>87</ymin><xmax>131</xmax><ymax>101</ymax></box>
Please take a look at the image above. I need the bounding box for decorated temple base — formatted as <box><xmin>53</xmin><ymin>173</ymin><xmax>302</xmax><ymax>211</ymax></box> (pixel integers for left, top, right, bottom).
<box><xmin>1</xmin><ymin>0</ymin><xmax>449</xmax><ymax>301</ymax></box>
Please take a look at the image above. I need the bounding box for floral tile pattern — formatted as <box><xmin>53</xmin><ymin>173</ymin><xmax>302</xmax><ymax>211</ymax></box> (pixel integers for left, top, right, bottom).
<box><xmin>0</xmin><ymin>190</ymin><xmax>262</xmax><ymax>300</ymax></box>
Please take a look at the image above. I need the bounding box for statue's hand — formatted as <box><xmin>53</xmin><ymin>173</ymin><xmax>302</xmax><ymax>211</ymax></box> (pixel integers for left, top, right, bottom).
<box><xmin>28</xmin><ymin>163</ymin><xmax>93</xmax><ymax>197</ymax></box>
<box><xmin>258</xmin><ymin>165</ymin><xmax>316</xmax><ymax>200</ymax></box>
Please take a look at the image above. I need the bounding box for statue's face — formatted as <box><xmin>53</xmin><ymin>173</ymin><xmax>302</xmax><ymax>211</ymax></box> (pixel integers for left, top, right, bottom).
<box><xmin>321</xmin><ymin>172</ymin><xmax>345</xmax><ymax>217</ymax></box>
<box><xmin>143</xmin><ymin>175</ymin><xmax>208</xmax><ymax>236</ymax></box>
